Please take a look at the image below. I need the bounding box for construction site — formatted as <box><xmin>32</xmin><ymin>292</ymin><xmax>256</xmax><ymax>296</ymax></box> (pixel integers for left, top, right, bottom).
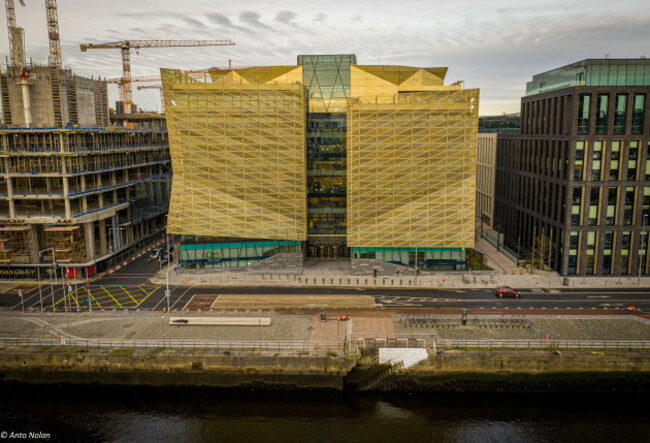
<box><xmin>0</xmin><ymin>1</ymin><xmax>219</xmax><ymax>279</ymax></box>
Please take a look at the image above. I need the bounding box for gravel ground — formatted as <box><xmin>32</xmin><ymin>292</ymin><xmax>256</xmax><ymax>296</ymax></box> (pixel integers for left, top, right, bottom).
<box><xmin>62</xmin><ymin>313</ymin><xmax>314</xmax><ymax>342</ymax></box>
<box><xmin>392</xmin><ymin>315</ymin><xmax>650</xmax><ymax>341</ymax></box>
<box><xmin>0</xmin><ymin>318</ymin><xmax>51</xmax><ymax>337</ymax></box>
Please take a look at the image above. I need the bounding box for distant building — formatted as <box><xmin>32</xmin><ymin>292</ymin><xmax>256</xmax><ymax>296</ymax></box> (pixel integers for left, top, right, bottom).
<box><xmin>495</xmin><ymin>59</ymin><xmax>650</xmax><ymax>276</ymax></box>
<box><xmin>162</xmin><ymin>55</ymin><xmax>479</xmax><ymax>272</ymax></box>
<box><xmin>476</xmin><ymin>133</ymin><xmax>497</xmax><ymax>227</ymax></box>
<box><xmin>479</xmin><ymin>114</ymin><xmax>520</xmax><ymax>133</ymax></box>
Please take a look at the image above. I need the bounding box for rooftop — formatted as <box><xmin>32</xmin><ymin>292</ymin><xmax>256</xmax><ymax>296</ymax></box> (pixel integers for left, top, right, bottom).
<box><xmin>525</xmin><ymin>58</ymin><xmax>650</xmax><ymax>96</ymax></box>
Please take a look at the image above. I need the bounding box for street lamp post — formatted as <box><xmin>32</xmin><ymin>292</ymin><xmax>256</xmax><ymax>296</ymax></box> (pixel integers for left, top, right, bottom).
<box><xmin>39</xmin><ymin>248</ymin><xmax>56</xmax><ymax>313</ymax></box>
<box><xmin>165</xmin><ymin>262</ymin><xmax>177</xmax><ymax>312</ymax></box>
<box><xmin>37</xmin><ymin>267</ymin><xmax>43</xmax><ymax>312</ymax></box>
<box><xmin>414</xmin><ymin>215</ymin><xmax>420</xmax><ymax>283</ymax></box>
<box><xmin>638</xmin><ymin>214</ymin><xmax>648</xmax><ymax>285</ymax></box>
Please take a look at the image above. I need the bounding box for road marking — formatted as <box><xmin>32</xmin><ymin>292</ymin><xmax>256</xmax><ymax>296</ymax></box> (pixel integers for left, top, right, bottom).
<box><xmin>171</xmin><ymin>286</ymin><xmax>193</xmax><ymax>310</ymax></box>
<box><xmin>587</xmin><ymin>296</ymin><xmax>611</xmax><ymax>299</ymax></box>
<box><xmin>121</xmin><ymin>285</ymin><xmax>140</xmax><ymax>307</ymax></box>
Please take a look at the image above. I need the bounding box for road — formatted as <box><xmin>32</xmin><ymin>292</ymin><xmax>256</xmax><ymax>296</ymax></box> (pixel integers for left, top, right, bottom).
<box><xmin>1</xmin><ymin>253</ymin><xmax>649</xmax><ymax>312</ymax></box>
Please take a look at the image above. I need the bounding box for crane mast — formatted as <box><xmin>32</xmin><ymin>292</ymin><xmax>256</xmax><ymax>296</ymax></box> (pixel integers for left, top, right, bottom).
<box><xmin>5</xmin><ymin>0</ymin><xmax>25</xmax><ymax>66</ymax></box>
<box><xmin>44</xmin><ymin>0</ymin><xmax>61</xmax><ymax>68</ymax></box>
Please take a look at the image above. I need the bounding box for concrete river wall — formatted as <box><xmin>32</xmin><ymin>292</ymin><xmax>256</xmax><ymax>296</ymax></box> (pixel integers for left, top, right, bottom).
<box><xmin>0</xmin><ymin>348</ymin><xmax>648</xmax><ymax>392</ymax></box>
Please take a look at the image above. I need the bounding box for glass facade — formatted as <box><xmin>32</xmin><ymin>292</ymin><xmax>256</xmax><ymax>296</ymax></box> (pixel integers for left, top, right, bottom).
<box><xmin>596</xmin><ymin>94</ymin><xmax>608</xmax><ymax>134</ymax></box>
<box><xmin>351</xmin><ymin>247</ymin><xmax>465</xmax><ymax>271</ymax></box>
<box><xmin>299</xmin><ymin>55</ymin><xmax>355</xmax><ymax>257</ymax></box>
<box><xmin>527</xmin><ymin>59</ymin><xmax>650</xmax><ymax>95</ymax></box>
<box><xmin>577</xmin><ymin>95</ymin><xmax>590</xmax><ymax>134</ymax></box>
<box><xmin>179</xmin><ymin>238</ymin><xmax>301</xmax><ymax>269</ymax></box>
<box><xmin>632</xmin><ymin>94</ymin><xmax>645</xmax><ymax>134</ymax></box>
<box><xmin>614</xmin><ymin>94</ymin><xmax>627</xmax><ymax>134</ymax></box>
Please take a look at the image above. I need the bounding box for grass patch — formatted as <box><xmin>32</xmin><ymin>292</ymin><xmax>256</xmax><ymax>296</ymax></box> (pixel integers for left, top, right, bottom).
<box><xmin>465</xmin><ymin>249</ymin><xmax>493</xmax><ymax>271</ymax></box>
<box><xmin>110</xmin><ymin>348</ymin><xmax>135</xmax><ymax>357</ymax></box>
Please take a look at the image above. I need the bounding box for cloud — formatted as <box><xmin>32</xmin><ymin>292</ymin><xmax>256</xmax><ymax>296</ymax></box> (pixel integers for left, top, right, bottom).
<box><xmin>275</xmin><ymin>10</ymin><xmax>298</xmax><ymax>26</ymax></box>
<box><xmin>350</xmin><ymin>15</ymin><xmax>363</xmax><ymax>23</ymax></box>
<box><xmin>239</xmin><ymin>11</ymin><xmax>274</xmax><ymax>30</ymax></box>
<box><xmin>183</xmin><ymin>18</ymin><xmax>207</xmax><ymax>28</ymax></box>
<box><xmin>313</xmin><ymin>13</ymin><xmax>327</xmax><ymax>23</ymax></box>
<box><xmin>207</xmin><ymin>13</ymin><xmax>232</xmax><ymax>26</ymax></box>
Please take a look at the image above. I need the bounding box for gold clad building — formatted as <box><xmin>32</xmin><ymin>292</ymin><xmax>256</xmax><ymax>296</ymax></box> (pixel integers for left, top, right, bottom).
<box><xmin>162</xmin><ymin>55</ymin><xmax>478</xmax><ymax>271</ymax></box>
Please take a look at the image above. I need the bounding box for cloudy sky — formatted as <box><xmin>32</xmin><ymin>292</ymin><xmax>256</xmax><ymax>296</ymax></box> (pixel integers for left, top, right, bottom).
<box><xmin>8</xmin><ymin>0</ymin><xmax>650</xmax><ymax>114</ymax></box>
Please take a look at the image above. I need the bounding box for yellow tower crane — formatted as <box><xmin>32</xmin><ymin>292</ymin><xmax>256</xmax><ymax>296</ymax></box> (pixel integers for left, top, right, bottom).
<box><xmin>136</xmin><ymin>85</ymin><xmax>164</xmax><ymax>114</ymax></box>
<box><xmin>80</xmin><ymin>39</ymin><xmax>235</xmax><ymax>113</ymax></box>
<box><xmin>4</xmin><ymin>0</ymin><xmax>26</xmax><ymax>66</ymax></box>
<box><xmin>44</xmin><ymin>0</ymin><xmax>62</xmax><ymax>68</ymax></box>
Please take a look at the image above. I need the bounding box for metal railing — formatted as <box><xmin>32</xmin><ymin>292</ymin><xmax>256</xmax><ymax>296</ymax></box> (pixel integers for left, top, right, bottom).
<box><xmin>441</xmin><ymin>339</ymin><xmax>650</xmax><ymax>350</ymax></box>
<box><xmin>0</xmin><ymin>337</ymin><xmax>343</xmax><ymax>351</ymax></box>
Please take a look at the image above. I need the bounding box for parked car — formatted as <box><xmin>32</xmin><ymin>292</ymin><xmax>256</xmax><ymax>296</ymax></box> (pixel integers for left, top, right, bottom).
<box><xmin>150</xmin><ymin>248</ymin><xmax>163</xmax><ymax>260</ymax></box>
<box><xmin>495</xmin><ymin>286</ymin><xmax>521</xmax><ymax>298</ymax></box>
<box><xmin>159</xmin><ymin>253</ymin><xmax>173</xmax><ymax>266</ymax></box>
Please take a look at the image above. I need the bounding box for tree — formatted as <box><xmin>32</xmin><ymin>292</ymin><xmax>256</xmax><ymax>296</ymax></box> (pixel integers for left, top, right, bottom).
<box><xmin>533</xmin><ymin>233</ymin><xmax>553</xmax><ymax>270</ymax></box>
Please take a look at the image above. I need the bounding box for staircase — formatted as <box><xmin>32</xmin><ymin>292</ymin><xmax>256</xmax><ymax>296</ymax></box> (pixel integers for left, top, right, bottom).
<box><xmin>66</xmin><ymin>74</ymin><xmax>78</xmax><ymax>125</ymax></box>
<box><xmin>358</xmin><ymin>361</ymin><xmax>403</xmax><ymax>391</ymax></box>
<box><xmin>1</xmin><ymin>74</ymin><xmax>12</xmax><ymax>124</ymax></box>
<box><xmin>50</xmin><ymin>67</ymin><xmax>63</xmax><ymax>128</ymax></box>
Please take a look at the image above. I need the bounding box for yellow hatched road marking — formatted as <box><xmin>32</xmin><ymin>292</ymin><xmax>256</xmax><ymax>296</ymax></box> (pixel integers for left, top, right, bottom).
<box><xmin>101</xmin><ymin>285</ymin><xmax>122</xmax><ymax>309</ymax></box>
<box><xmin>122</xmin><ymin>285</ymin><xmax>141</xmax><ymax>307</ymax></box>
<box><xmin>51</xmin><ymin>284</ymin><xmax>160</xmax><ymax>309</ymax></box>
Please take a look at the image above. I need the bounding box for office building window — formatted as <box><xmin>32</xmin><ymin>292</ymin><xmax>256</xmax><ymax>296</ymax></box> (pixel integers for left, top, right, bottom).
<box><xmin>643</xmin><ymin>187</ymin><xmax>650</xmax><ymax>218</ymax></box>
<box><xmin>578</xmin><ymin>94</ymin><xmax>590</xmax><ymax>134</ymax></box>
<box><xmin>586</xmin><ymin>231</ymin><xmax>596</xmax><ymax>274</ymax></box>
<box><xmin>588</xmin><ymin>187</ymin><xmax>599</xmax><ymax>226</ymax></box>
<box><xmin>623</xmin><ymin>187</ymin><xmax>635</xmax><ymax>226</ymax></box>
<box><xmin>568</xmin><ymin>231</ymin><xmax>579</xmax><ymax>275</ymax></box>
<box><xmin>571</xmin><ymin>188</ymin><xmax>582</xmax><ymax>225</ymax></box>
<box><xmin>646</xmin><ymin>142</ymin><xmax>650</xmax><ymax>180</ymax></box>
<box><xmin>609</xmin><ymin>141</ymin><xmax>620</xmax><ymax>180</ymax></box>
<box><xmin>603</xmin><ymin>231</ymin><xmax>614</xmax><ymax>274</ymax></box>
<box><xmin>620</xmin><ymin>231</ymin><xmax>632</xmax><ymax>275</ymax></box>
<box><xmin>596</xmin><ymin>94</ymin><xmax>608</xmax><ymax>134</ymax></box>
<box><xmin>613</xmin><ymin>94</ymin><xmax>627</xmax><ymax>134</ymax></box>
<box><xmin>606</xmin><ymin>187</ymin><xmax>618</xmax><ymax>226</ymax></box>
<box><xmin>575</xmin><ymin>141</ymin><xmax>585</xmax><ymax>180</ymax></box>
<box><xmin>628</xmin><ymin>141</ymin><xmax>638</xmax><ymax>180</ymax></box>
<box><xmin>632</xmin><ymin>94</ymin><xmax>645</xmax><ymax>134</ymax></box>
<box><xmin>592</xmin><ymin>141</ymin><xmax>602</xmax><ymax>181</ymax></box>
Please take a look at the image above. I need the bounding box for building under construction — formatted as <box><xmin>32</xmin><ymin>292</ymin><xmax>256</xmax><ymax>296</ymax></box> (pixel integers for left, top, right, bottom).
<box><xmin>0</xmin><ymin>126</ymin><xmax>170</xmax><ymax>279</ymax></box>
<box><xmin>0</xmin><ymin>54</ymin><xmax>169</xmax><ymax>281</ymax></box>
<box><xmin>1</xmin><ymin>64</ymin><xmax>109</xmax><ymax>128</ymax></box>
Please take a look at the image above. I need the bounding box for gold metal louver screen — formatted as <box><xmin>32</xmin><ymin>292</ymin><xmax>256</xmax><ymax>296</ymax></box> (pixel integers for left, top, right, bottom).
<box><xmin>161</xmin><ymin>67</ymin><xmax>307</xmax><ymax>241</ymax></box>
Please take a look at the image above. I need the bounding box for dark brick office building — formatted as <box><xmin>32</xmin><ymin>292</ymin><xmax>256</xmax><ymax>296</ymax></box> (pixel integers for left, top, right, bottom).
<box><xmin>495</xmin><ymin>59</ymin><xmax>650</xmax><ymax>276</ymax></box>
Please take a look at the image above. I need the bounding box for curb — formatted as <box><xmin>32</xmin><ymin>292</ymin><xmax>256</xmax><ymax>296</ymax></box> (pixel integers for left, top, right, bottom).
<box><xmin>105</xmin><ymin>239</ymin><xmax>166</xmax><ymax>276</ymax></box>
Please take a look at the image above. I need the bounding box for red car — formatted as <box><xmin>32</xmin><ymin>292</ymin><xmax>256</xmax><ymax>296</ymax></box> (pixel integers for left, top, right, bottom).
<box><xmin>495</xmin><ymin>286</ymin><xmax>521</xmax><ymax>298</ymax></box>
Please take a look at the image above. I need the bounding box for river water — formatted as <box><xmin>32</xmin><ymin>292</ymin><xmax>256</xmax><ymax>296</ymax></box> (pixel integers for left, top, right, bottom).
<box><xmin>0</xmin><ymin>384</ymin><xmax>647</xmax><ymax>442</ymax></box>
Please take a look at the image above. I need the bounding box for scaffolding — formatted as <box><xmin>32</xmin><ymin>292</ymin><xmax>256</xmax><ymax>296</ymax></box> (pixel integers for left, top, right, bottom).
<box><xmin>44</xmin><ymin>225</ymin><xmax>85</xmax><ymax>263</ymax></box>
<box><xmin>0</xmin><ymin>225</ymin><xmax>34</xmax><ymax>263</ymax></box>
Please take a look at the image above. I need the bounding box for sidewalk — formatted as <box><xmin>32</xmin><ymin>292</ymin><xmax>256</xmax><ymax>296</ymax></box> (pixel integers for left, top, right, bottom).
<box><xmin>474</xmin><ymin>237</ymin><xmax>521</xmax><ymax>274</ymax></box>
<box><xmin>151</xmin><ymin>265</ymin><xmax>650</xmax><ymax>289</ymax></box>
